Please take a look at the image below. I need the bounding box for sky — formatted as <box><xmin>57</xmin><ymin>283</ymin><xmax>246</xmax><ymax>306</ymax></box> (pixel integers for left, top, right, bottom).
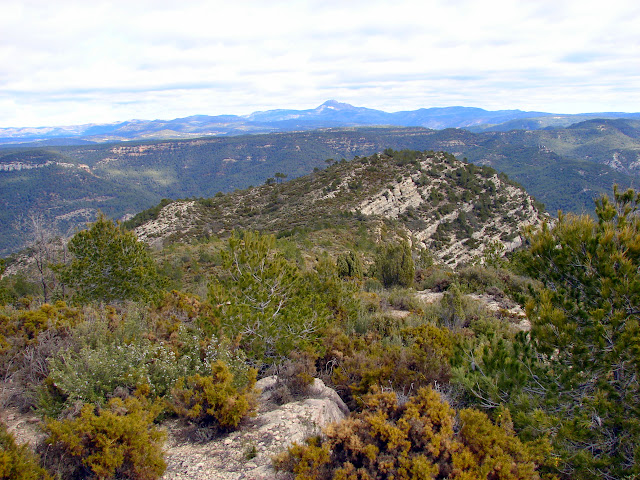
<box><xmin>2</xmin><ymin>0</ymin><xmax>640</xmax><ymax>128</ymax></box>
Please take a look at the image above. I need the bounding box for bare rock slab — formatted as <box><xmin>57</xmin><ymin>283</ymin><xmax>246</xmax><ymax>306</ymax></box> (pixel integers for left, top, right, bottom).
<box><xmin>162</xmin><ymin>377</ymin><xmax>347</xmax><ymax>480</ymax></box>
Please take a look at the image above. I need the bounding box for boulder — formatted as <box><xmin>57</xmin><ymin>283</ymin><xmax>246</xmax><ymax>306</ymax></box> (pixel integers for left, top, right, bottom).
<box><xmin>162</xmin><ymin>377</ymin><xmax>348</xmax><ymax>480</ymax></box>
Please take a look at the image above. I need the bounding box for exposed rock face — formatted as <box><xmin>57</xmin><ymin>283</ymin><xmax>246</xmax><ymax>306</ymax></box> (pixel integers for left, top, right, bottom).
<box><xmin>135</xmin><ymin>201</ymin><xmax>201</xmax><ymax>249</ymax></box>
<box><xmin>355</xmin><ymin>157</ymin><xmax>546</xmax><ymax>265</ymax></box>
<box><xmin>132</xmin><ymin>151</ymin><xmax>548</xmax><ymax>266</ymax></box>
<box><xmin>162</xmin><ymin>377</ymin><xmax>348</xmax><ymax>480</ymax></box>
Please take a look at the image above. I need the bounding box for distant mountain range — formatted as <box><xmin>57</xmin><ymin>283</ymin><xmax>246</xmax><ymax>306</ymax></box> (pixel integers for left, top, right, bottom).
<box><xmin>3</xmin><ymin>100</ymin><xmax>640</xmax><ymax>145</ymax></box>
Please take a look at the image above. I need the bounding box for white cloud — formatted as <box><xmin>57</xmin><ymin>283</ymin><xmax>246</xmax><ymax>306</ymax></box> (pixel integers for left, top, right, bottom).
<box><xmin>2</xmin><ymin>0</ymin><xmax>639</xmax><ymax>126</ymax></box>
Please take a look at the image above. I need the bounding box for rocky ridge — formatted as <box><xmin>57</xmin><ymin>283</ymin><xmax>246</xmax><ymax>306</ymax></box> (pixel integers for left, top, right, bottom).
<box><xmin>134</xmin><ymin>151</ymin><xmax>548</xmax><ymax>265</ymax></box>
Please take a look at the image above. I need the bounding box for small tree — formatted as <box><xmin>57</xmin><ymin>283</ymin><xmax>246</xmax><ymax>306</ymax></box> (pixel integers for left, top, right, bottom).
<box><xmin>375</xmin><ymin>240</ymin><xmax>414</xmax><ymax>288</ymax></box>
<box><xmin>16</xmin><ymin>213</ymin><xmax>66</xmax><ymax>303</ymax></box>
<box><xmin>57</xmin><ymin>213</ymin><xmax>161</xmax><ymax>304</ymax></box>
<box><xmin>517</xmin><ymin>186</ymin><xmax>640</xmax><ymax>479</ymax></box>
<box><xmin>336</xmin><ymin>251</ymin><xmax>363</xmax><ymax>279</ymax></box>
<box><xmin>208</xmin><ymin>231</ymin><xmax>329</xmax><ymax>369</ymax></box>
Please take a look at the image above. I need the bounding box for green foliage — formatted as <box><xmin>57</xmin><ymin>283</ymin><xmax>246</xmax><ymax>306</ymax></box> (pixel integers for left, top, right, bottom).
<box><xmin>452</xmin><ymin>330</ymin><xmax>539</xmax><ymax>410</ymax></box>
<box><xmin>208</xmin><ymin>231</ymin><xmax>330</xmax><ymax>369</ymax></box>
<box><xmin>39</xmin><ymin>305</ymin><xmax>249</xmax><ymax>417</ymax></box>
<box><xmin>336</xmin><ymin>251</ymin><xmax>363</xmax><ymax>278</ymax></box>
<box><xmin>517</xmin><ymin>186</ymin><xmax>640</xmax><ymax>479</ymax></box>
<box><xmin>275</xmin><ymin>387</ymin><xmax>547</xmax><ymax>480</ymax></box>
<box><xmin>45</xmin><ymin>337</ymin><xmax>184</xmax><ymax>412</ymax></box>
<box><xmin>43</xmin><ymin>396</ymin><xmax>166</xmax><ymax>480</ymax></box>
<box><xmin>0</xmin><ymin>421</ymin><xmax>51</xmax><ymax>480</ymax></box>
<box><xmin>323</xmin><ymin>323</ymin><xmax>453</xmax><ymax>410</ymax></box>
<box><xmin>58</xmin><ymin>213</ymin><xmax>162</xmax><ymax>304</ymax></box>
<box><xmin>170</xmin><ymin>360</ymin><xmax>257</xmax><ymax>431</ymax></box>
<box><xmin>374</xmin><ymin>240</ymin><xmax>414</xmax><ymax>288</ymax></box>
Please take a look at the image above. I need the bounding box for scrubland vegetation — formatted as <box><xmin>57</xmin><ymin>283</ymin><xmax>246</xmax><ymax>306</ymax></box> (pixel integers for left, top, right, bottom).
<box><xmin>0</xmin><ymin>151</ymin><xmax>638</xmax><ymax>479</ymax></box>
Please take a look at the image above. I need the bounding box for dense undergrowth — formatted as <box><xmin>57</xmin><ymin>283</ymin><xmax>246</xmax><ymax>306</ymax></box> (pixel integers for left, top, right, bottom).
<box><xmin>0</xmin><ymin>172</ymin><xmax>638</xmax><ymax>479</ymax></box>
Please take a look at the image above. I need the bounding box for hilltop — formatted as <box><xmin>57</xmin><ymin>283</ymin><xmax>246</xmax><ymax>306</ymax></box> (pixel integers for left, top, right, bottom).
<box><xmin>1</xmin><ymin>119</ymin><xmax>637</xmax><ymax>255</ymax></box>
<box><xmin>129</xmin><ymin>150</ymin><xmax>546</xmax><ymax>267</ymax></box>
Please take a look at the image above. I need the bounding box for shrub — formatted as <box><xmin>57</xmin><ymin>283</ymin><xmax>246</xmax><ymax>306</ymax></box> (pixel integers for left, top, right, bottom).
<box><xmin>40</xmin><ymin>325</ymin><xmax>251</xmax><ymax>419</ymax></box>
<box><xmin>42</xmin><ymin>396</ymin><xmax>166</xmax><ymax>480</ymax></box>
<box><xmin>275</xmin><ymin>387</ymin><xmax>547</xmax><ymax>480</ymax></box>
<box><xmin>324</xmin><ymin>324</ymin><xmax>453</xmax><ymax>410</ymax></box>
<box><xmin>336</xmin><ymin>251</ymin><xmax>363</xmax><ymax>279</ymax></box>
<box><xmin>170</xmin><ymin>360</ymin><xmax>257</xmax><ymax>431</ymax></box>
<box><xmin>0</xmin><ymin>421</ymin><xmax>51</xmax><ymax>480</ymax></box>
<box><xmin>57</xmin><ymin>213</ymin><xmax>163</xmax><ymax>304</ymax></box>
<box><xmin>374</xmin><ymin>240</ymin><xmax>414</xmax><ymax>288</ymax></box>
<box><xmin>44</xmin><ymin>338</ymin><xmax>186</xmax><ymax>414</ymax></box>
<box><xmin>208</xmin><ymin>231</ymin><xmax>329</xmax><ymax>369</ymax></box>
<box><xmin>0</xmin><ymin>301</ymin><xmax>82</xmax><ymax>354</ymax></box>
<box><xmin>0</xmin><ymin>302</ymin><xmax>83</xmax><ymax>411</ymax></box>
<box><xmin>146</xmin><ymin>290</ymin><xmax>214</xmax><ymax>342</ymax></box>
<box><xmin>266</xmin><ymin>351</ymin><xmax>317</xmax><ymax>405</ymax></box>
<box><xmin>38</xmin><ymin>304</ymin><xmax>246</xmax><ymax>416</ymax></box>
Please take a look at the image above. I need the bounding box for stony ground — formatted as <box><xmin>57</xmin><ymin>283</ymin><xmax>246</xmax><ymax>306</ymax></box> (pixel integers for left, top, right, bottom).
<box><xmin>1</xmin><ymin>377</ymin><xmax>347</xmax><ymax>480</ymax></box>
<box><xmin>161</xmin><ymin>377</ymin><xmax>347</xmax><ymax>480</ymax></box>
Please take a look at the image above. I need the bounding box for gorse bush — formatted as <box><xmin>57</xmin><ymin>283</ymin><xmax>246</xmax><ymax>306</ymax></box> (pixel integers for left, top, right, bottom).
<box><xmin>170</xmin><ymin>360</ymin><xmax>257</xmax><ymax>431</ymax></box>
<box><xmin>42</xmin><ymin>396</ymin><xmax>166</xmax><ymax>480</ymax></box>
<box><xmin>0</xmin><ymin>421</ymin><xmax>51</xmax><ymax>480</ymax></box>
<box><xmin>0</xmin><ymin>301</ymin><xmax>82</xmax><ymax>355</ymax></box>
<box><xmin>275</xmin><ymin>387</ymin><xmax>548</xmax><ymax>480</ymax></box>
<box><xmin>0</xmin><ymin>301</ymin><xmax>84</xmax><ymax>411</ymax></box>
<box><xmin>324</xmin><ymin>323</ymin><xmax>453</xmax><ymax>410</ymax></box>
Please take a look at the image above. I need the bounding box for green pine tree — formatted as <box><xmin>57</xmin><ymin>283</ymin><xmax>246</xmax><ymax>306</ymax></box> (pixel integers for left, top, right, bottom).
<box><xmin>521</xmin><ymin>186</ymin><xmax>640</xmax><ymax>479</ymax></box>
<box><xmin>208</xmin><ymin>231</ymin><xmax>329</xmax><ymax>369</ymax></box>
<box><xmin>57</xmin><ymin>213</ymin><xmax>162</xmax><ymax>304</ymax></box>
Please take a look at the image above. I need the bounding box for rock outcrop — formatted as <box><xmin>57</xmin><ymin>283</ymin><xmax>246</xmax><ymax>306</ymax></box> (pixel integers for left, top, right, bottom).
<box><xmin>162</xmin><ymin>377</ymin><xmax>348</xmax><ymax>480</ymax></box>
<box><xmin>132</xmin><ymin>151</ymin><xmax>548</xmax><ymax>267</ymax></box>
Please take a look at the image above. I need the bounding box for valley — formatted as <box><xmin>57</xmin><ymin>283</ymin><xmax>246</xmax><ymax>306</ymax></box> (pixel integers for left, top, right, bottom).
<box><xmin>1</xmin><ymin>119</ymin><xmax>639</xmax><ymax>255</ymax></box>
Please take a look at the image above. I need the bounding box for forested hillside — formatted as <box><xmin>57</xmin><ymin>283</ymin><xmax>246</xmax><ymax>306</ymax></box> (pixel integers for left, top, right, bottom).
<box><xmin>0</xmin><ymin>146</ymin><xmax>638</xmax><ymax>479</ymax></box>
<box><xmin>1</xmin><ymin>121</ymin><xmax>638</xmax><ymax>255</ymax></box>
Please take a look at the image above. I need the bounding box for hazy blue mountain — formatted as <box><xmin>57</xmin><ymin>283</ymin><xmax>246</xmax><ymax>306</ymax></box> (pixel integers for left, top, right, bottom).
<box><xmin>467</xmin><ymin>112</ymin><xmax>640</xmax><ymax>132</ymax></box>
<box><xmin>0</xmin><ymin>101</ymin><xmax>601</xmax><ymax>144</ymax></box>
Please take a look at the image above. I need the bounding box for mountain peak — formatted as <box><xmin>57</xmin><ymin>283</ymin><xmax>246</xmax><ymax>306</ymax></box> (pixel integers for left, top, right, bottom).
<box><xmin>317</xmin><ymin>100</ymin><xmax>355</xmax><ymax>111</ymax></box>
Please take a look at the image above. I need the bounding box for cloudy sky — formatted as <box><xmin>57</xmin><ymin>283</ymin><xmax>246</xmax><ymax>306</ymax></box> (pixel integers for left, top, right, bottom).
<box><xmin>2</xmin><ymin>0</ymin><xmax>639</xmax><ymax>127</ymax></box>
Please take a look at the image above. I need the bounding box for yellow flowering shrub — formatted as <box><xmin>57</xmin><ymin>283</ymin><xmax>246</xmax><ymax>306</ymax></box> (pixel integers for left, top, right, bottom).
<box><xmin>275</xmin><ymin>387</ymin><xmax>548</xmax><ymax>480</ymax></box>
